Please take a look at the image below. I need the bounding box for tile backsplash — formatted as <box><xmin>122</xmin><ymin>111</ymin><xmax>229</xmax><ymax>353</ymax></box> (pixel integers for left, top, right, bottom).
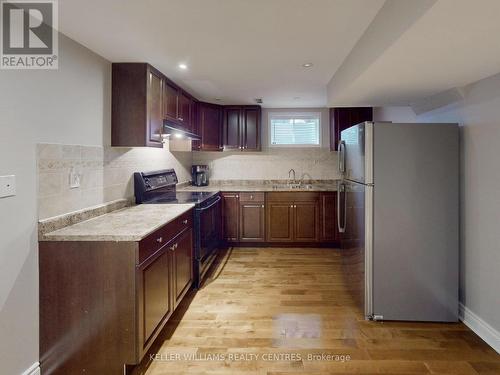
<box><xmin>37</xmin><ymin>143</ymin><xmax>192</xmax><ymax>219</ymax></box>
<box><xmin>193</xmin><ymin>148</ymin><xmax>340</xmax><ymax>181</ymax></box>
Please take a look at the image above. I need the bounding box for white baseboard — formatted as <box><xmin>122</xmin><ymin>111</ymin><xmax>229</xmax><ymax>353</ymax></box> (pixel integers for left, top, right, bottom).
<box><xmin>459</xmin><ymin>303</ymin><xmax>500</xmax><ymax>354</ymax></box>
<box><xmin>21</xmin><ymin>362</ymin><xmax>40</xmax><ymax>375</ymax></box>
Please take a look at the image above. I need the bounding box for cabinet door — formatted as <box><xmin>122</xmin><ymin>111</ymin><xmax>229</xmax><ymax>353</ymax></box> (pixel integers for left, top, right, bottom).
<box><xmin>294</xmin><ymin>201</ymin><xmax>320</xmax><ymax>241</ymax></box>
<box><xmin>330</xmin><ymin>107</ymin><xmax>372</xmax><ymax>151</ymax></box>
<box><xmin>164</xmin><ymin>81</ymin><xmax>179</xmax><ymax>121</ymax></box>
<box><xmin>200</xmin><ymin>103</ymin><xmax>222</xmax><ymax>151</ymax></box>
<box><xmin>266</xmin><ymin>202</ymin><xmax>294</xmax><ymax>242</ymax></box>
<box><xmin>172</xmin><ymin>228</ymin><xmax>193</xmax><ymax>308</ymax></box>
<box><xmin>223</xmin><ymin>107</ymin><xmax>241</xmax><ymax>150</ymax></box>
<box><xmin>320</xmin><ymin>192</ymin><xmax>338</xmax><ymax>241</ymax></box>
<box><xmin>222</xmin><ymin>193</ymin><xmax>240</xmax><ymax>241</ymax></box>
<box><xmin>240</xmin><ymin>203</ymin><xmax>265</xmax><ymax>242</ymax></box>
<box><xmin>178</xmin><ymin>92</ymin><xmax>191</xmax><ymax>128</ymax></box>
<box><xmin>242</xmin><ymin>106</ymin><xmax>261</xmax><ymax>151</ymax></box>
<box><xmin>147</xmin><ymin>70</ymin><xmax>163</xmax><ymax>146</ymax></box>
<box><xmin>140</xmin><ymin>248</ymin><xmax>172</xmax><ymax>346</ymax></box>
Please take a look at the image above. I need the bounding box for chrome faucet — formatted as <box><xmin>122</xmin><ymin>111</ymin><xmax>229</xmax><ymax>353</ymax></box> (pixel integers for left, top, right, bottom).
<box><xmin>288</xmin><ymin>169</ymin><xmax>296</xmax><ymax>184</ymax></box>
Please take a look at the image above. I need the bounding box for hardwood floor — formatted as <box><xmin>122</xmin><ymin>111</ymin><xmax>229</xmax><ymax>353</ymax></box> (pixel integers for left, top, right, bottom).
<box><xmin>136</xmin><ymin>248</ymin><xmax>500</xmax><ymax>375</ymax></box>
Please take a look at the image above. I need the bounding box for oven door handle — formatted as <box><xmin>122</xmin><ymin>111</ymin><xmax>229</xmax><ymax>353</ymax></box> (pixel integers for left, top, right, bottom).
<box><xmin>196</xmin><ymin>195</ymin><xmax>222</xmax><ymax>211</ymax></box>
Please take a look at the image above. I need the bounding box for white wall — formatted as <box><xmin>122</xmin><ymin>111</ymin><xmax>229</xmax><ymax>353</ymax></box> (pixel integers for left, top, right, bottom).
<box><xmin>0</xmin><ymin>34</ymin><xmax>109</xmax><ymax>375</ymax></box>
<box><xmin>373</xmin><ymin>106</ymin><xmax>417</xmax><ymax>122</ymax></box>
<box><xmin>193</xmin><ymin>107</ymin><xmax>340</xmax><ymax>180</ymax></box>
<box><xmin>0</xmin><ymin>34</ymin><xmax>191</xmax><ymax>374</ymax></box>
<box><xmin>415</xmin><ymin>73</ymin><xmax>500</xmax><ymax>338</ymax></box>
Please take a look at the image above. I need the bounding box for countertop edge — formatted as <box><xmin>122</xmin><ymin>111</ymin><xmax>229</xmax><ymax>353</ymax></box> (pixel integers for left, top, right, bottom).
<box><xmin>40</xmin><ymin>204</ymin><xmax>195</xmax><ymax>242</ymax></box>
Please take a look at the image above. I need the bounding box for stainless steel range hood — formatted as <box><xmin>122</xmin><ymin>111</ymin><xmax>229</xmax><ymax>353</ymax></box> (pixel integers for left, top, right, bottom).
<box><xmin>163</xmin><ymin>120</ymin><xmax>200</xmax><ymax>140</ymax></box>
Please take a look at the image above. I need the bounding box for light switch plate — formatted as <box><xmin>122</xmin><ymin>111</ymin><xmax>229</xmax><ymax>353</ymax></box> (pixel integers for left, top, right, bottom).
<box><xmin>0</xmin><ymin>175</ymin><xmax>16</xmax><ymax>198</ymax></box>
<box><xmin>69</xmin><ymin>169</ymin><xmax>80</xmax><ymax>189</ymax></box>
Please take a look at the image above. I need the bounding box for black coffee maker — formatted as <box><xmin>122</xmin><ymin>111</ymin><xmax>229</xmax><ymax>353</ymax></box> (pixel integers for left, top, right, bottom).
<box><xmin>191</xmin><ymin>165</ymin><xmax>209</xmax><ymax>186</ymax></box>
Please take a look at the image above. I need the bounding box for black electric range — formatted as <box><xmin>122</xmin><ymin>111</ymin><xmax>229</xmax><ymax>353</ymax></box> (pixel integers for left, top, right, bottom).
<box><xmin>134</xmin><ymin>169</ymin><xmax>222</xmax><ymax>288</ymax></box>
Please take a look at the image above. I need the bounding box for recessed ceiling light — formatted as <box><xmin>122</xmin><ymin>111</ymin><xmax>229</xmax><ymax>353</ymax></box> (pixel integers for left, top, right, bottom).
<box><xmin>293</xmin><ymin>97</ymin><xmax>301</xmax><ymax>100</ymax></box>
<box><xmin>178</xmin><ymin>63</ymin><xmax>188</xmax><ymax>70</ymax></box>
<box><xmin>302</xmin><ymin>63</ymin><xmax>313</xmax><ymax>68</ymax></box>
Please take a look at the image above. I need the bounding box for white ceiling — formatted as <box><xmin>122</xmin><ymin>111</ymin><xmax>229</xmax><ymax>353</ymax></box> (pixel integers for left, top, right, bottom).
<box><xmin>327</xmin><ymin>0</ymin><xmax>500</xmax><ymax>106</ymax></box>
<box><xmin>58</xmin><ymin>0</ymin><xmax>384</xmax><ymax>107</ymax></box>
<box><xmin>59</xmin><ymin>0</ymin><xmax>500</xmax><ymax>108</ymax></box>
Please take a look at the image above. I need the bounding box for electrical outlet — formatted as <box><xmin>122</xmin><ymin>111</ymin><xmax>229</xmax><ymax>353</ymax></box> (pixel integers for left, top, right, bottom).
<box><xmin>0</xmin><ymin>175</ymin><xmax>16</xmax><ymax>198</ymax></box>
<box><xmin>69</xmin><ymin>169</ymin><xmax>80</xmax><ymax>189</ymax></box>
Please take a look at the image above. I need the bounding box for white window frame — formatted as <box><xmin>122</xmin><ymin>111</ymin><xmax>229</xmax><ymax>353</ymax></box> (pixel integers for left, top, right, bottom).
<box><xmin>268</xmin><ymin>112</ymin><xmax>322</xmax><ymax>148</ymax></box>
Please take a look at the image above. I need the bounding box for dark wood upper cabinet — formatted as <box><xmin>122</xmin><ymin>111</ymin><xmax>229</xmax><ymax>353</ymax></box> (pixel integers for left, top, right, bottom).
<box><xmin>223</xmin><ymin>107</ymin><xmax>242</xmax><ymax>150</ymax></box>
<box><xmin>330</xmin><ymin>107</ymin><xmax>373</xmax><ymax>151</ymax></box>
<box><xmin>148</xmin><ymin>70</ymin><xmax>164</xmax><ymax>145</ymax></box>
<box><xmin>112</xmin><ymin>63</ymin><xmax>164</xmax><ymax>148</ymax></box>
<box><xmin>198</xmin><ymin>102</ymin><xmax>223</xmax><ymax>151</ymax></box>
<box><xmin>223</xmin><ymin>105</ymin><xmax>261</xmax><ymax>151</ymax></box>
<box><xmin>164</xmin><ymin>80</ymin><xmax>179</xmax><ymax>122</ymax></box>
<box><xmin>242</xmin><ymin>106</ymin><xmax>260</xmax><ymax>151</ymax></box>
<box><xmin>178</xmin><ymin>92</ymin><xmax>192</xmax><ymax>129</ymax></box>
<box><xmin>222</xmin><ymin>193</ymin><xmax>240</xmax><ymax>241</ymax></box>
<box><xmin>112</xmin><ymin>63</ymin><xmax>200</xmax><ymax>147</ymax></box>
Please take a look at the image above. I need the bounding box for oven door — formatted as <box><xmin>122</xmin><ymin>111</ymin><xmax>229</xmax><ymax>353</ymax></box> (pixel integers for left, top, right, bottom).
<box><xmin>195</xmin><ymin>195</ymin><xmax>222</xmax><ymax>262</ymax></box>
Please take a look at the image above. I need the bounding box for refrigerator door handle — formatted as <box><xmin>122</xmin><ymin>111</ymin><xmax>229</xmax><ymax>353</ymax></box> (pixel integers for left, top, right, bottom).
<box><xmin>337</xmin><ymin>182</ymin><xmax>346</xmax><ymax>233</ymax></box>
<box><xmin>338</xmin><ymin>141</ymin><xmax>346</xmax><ymax>174</ymax></box>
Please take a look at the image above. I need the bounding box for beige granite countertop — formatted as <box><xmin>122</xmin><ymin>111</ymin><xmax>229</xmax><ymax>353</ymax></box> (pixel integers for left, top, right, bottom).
<box><xmin>41</xmin><ymin>204</ymin><xmax>194</xmax><ymax>242</ymax></box>
<box><xmin>178</xmin><ymin>180</ymin><xmax>339</xmax><ymax>192</ymax></box>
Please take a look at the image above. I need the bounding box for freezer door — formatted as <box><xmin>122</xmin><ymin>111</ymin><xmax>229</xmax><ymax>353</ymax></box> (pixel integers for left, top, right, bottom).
<box><xmin>340</xmin><ymin>122</ymin><xmax>373</xmax><ymax>184</ymax></box>
<box><xmin>372</xmin><ymin>123</ymin><xmax>459</xmax><ymax>322</ymax></box>
<box><xmin>339</xmin><ymin>180</ymin><xmax>372</xmax><ymax>318</ymax></box>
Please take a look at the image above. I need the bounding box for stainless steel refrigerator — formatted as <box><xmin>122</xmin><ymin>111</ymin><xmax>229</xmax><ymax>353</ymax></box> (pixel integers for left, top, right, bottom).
<box><xmin>337</xmin><ymin>122</ymin><xmax>459</xmax><ymax>322</ymax></box>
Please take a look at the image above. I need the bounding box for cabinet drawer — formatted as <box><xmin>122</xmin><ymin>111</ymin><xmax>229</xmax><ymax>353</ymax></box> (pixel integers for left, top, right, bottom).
<box><xmin>239</xmin><ymin>192</ymin><xmax>264</xmax><ymax>202</ymax></box>
<box><xmin>139</xmin><ymin>210</ymin><xmax>193</xmax><ymax>264</ymax></box>
<box><xmin>163</xmin><ymin>210</ymin><xmax>193</xmax><ymax>241</ymax></box>
<box><xmin>266</xmin><ymin>192</ymin><xmax>319</xmax><ymax>202</ymax></box>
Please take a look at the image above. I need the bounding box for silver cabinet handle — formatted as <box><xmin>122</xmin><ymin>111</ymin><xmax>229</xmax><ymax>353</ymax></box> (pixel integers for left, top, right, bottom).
<box><xmin>182</xmin><ymin>219</ymin><xmax>188</xmax><ymax>224</ymax></box>
<box><xmin>250</xmin><ymin>195</ymin><xmax>254</xmax><ymax>199</ymax></box>
<box><xmin>261</xmin><ymin>205</ymin><xmax>264</xmax><ymax>208</ymax></box>
<box><xmin>156</xmin><ymin>237</ymin><xmax>163</xmax><ymax>243</ymax></box>
<box><xmin>236</xmin><ymin>195</ymin><xmax>239</xmax><ymax>198</ymax></box>
<box><xmin>290</xmin><ymin>205</ymin><xmax>293</xmax><ymax>208</ymax></box>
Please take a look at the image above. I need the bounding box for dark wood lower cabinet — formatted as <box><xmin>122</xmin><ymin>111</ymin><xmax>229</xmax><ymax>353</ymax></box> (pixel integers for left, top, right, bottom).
<box><xmin>39</xmin><ymin>210</ymin><xmax>194</xmax><ymax>375</ymax></box>
<box><xmin>294</xmin><ymin>201</ymin><xmax>320</xmax><ymax>241</ymax></box>
<box><xmin>240</xmin><ymin>202</ymin><xmax>265</xmax><ymax>242</ymax></box>
<box><xmin>222</xmin><ymin>193</ymin><xmax>240</xmax><ymax>241</ymax></box>
<box><xmin>140</xmin><ymin>246</ymin><xmax>172</xmax><ymax>347</ymax></box>
<box><xmin>223</xmin><ymin>191</ymin><xmax>337</xmax><ymax>246</ymax></box>
<box><xmin>320</xmin><ymin>192</ymin><xmax>338</xmax><ymax>242</ymax></box>
<box><xmin>266</xmin><ymin>202</ymin><xmax>294</xmax><ymax>242</ymax></box>
<box><xmin>172</xmin><ymin>228</ymin><xmax>194</xmax><ymax>307</ymax></box>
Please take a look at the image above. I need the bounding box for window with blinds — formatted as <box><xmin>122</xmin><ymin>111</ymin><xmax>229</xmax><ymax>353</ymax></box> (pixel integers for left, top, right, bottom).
<box><xmin>269</xmin><ymin>113</ymin><xmax>320</xmax><ymax>146</ymax></box>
